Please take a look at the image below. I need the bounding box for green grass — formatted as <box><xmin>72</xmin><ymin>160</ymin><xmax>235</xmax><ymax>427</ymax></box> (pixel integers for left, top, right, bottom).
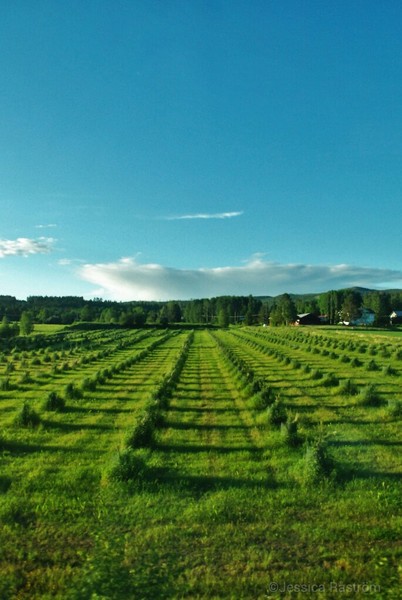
<box><xmin>0</xmin><ymin>327</ymin><xmax>401</xmax><ymax>598</ymax></box>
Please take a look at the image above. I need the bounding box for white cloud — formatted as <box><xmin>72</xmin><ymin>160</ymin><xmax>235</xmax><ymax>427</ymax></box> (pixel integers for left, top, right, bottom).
<box><xmin>0</xmin><ymin>237</ymin><xmax>55</xmax><ymax>258</ymax></box>
<box><xmin>35</xmin><ymin>224</ymin><xmax>57</xmax><ymax>229</ymax></box>
<box><xmin>164</xmin><ymin>211</ymin><xmax>243</xmax><ymax>220</ymax></box>
<box><xmin>78</xmin><ymin>256</ymin><xmax>402</xmax><ymax>301</ymax></box>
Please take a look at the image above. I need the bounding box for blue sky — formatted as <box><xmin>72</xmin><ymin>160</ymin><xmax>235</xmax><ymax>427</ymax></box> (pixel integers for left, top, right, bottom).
<box><xmin>2</xmin><ymin>0</ymin><xmax>402</xmax><ymax>300</ymax></box>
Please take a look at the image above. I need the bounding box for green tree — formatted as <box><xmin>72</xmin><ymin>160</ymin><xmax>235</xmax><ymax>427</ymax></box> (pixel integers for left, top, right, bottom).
<box><xmin>244</xmin><ymin>295</ymin><xmax>262</xmax><ymax>325</ymax></box>
<box><xmin>258</xmin><ymin>302</ymin><xmax>270</xmax><ymax>325</ymax></box>
<box><xmin>132</xmin><ymin>307</ymin><xmax>146</xmax><ymax>328</ymax></box>
<box><xmin>218</xmin><ymin>307</ymin><xmax>230</xmax><ymax>328</ymax></box>
<box><xmin>80</xmin><ymin>304</ymin><xmax>93</xmax><ymax>322</ymax></box>
<box><xmin>166</xmin><ymin>301</ymin><xmax>182</xmax><ymax>323</ymax></box>
<box><xmin>269</xmin><ymin>306</ymin><xmax>280</xmax><ymax>326</ymax></box>
<box><xmin>0</xmin><ymin>316</ymin><xmax>19</xmax><ymax>338</ymax></box>
<box><xmin>340</xmin><ymin>291</ymin><xmax>362</xmax><ymax>323</ymax></box>
<box><xmin>363</xmin><ymin>292</ymin><xmax>391</xmax><ymax>325</ymax></box>
<box><xmin>19</xmin><ymin>311</ymin><xmax>34</xmax><ymax>336</ymax></box>
<box><xmin>277</xmin><ymin>294</ymin><xmax>297</xmax><ymax>325</ymax></box>
<box><xmin>318</xmin><ymin>290</ymin><xmax>343</xmax><ymax>324</ymax></box>
<box><xmin>158</xmin><ymin>306</ymin><xmax>169</xmax><ymax>326</ymax></box>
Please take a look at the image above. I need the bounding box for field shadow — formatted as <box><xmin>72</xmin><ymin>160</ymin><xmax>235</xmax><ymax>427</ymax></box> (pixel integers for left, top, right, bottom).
<box><xmin>329</xmin><ymin>439</ymin><xmax>402</xmax><ymax>448</ymax></box>
<box><xmin>154</xmin><ymin>442</ymin><xmax>260</xmax><ymax>454</ymax></box>
<box><xmin>41</xmin><ymin>419</ymin><xmax>113</xmax><ymax>432</ymax></box>
<box><xmin>160</xmin><ymin>420</ymin><xmax>253</xmax><ymax>431</ymax></box>
<box><xmin>65</xmin><ymin>404</ymin><xmax>132</xmax><ymax>415</ymax></box>
<box><xmin>323</xmin><ymin>418</ymin><xmax>387</xmax><ymax>426</ymax></box>
<box><xmin>168</xmin><ymin>405</ymin><xmax>243</xmax><ymax>415</ymax></box>
<box><xmin>338</xmin><ymin>464</ymin><xmax>402</xmax><ymax>482</ymax></box>
<box><xmin>351</xmin><ymin>469</ymin><xmax>402</xmax><ymax>481</ymax></box>
<box><xmin>160</xmin><ymin>471</ymin><xmax>277</xmax><ymax>492</ymax></box>
<box><xmin>283</xmin><ymin>403</ymin><xmax>317</xmax><ymax>413</ymax></box>
<box><xmin>0</xmin><ymin>475</ymin><xmax>12</xmax><ymax>493</ymax></box>
<box><xmin>0</xmin><ymin>438</ymin><xmax>79</xmax><ymax>455</ymax></box>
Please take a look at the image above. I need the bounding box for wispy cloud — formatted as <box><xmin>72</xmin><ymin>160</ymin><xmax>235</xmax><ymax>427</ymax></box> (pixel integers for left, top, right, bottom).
<box><xmin>78</xmin><ymin>256</ymin><xmax>402</xmax><ymax>301</ymax></box>
<box><xmin>0</xmin><ymin>237</ymin><xmax>55</xmax><ymax>258</ymax></box>
<box><xmin>164</xmin><ymin>211</ymin><xmax>243</xmax><ymax>221</ymax></box>
<box><xmin>35</xmin><ymin>224</ymin><xmax>58</xmax><ymax>229</ymax></box>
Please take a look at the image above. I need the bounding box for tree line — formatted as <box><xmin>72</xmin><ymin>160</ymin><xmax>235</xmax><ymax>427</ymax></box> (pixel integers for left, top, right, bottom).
<box><xmin>0</xmin><ymin>288</ymin><xmax>401</xmax><ymax>336</ymax></box>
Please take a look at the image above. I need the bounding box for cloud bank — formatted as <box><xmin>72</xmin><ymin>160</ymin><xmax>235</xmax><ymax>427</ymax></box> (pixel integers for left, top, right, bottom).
<box><xmin>78</xmin><ymin>256</ymin><xmax>402</xmax><ymax>301</ymax></box>
<box><xmin>165</xmin><ymin>211</ymin><xmax>243</xmax><ymax>220</ymax></box>
<box><xmin>0</xmin><ymin>237</ymin><xmax>55</xmax><ymax>258</ymax></box>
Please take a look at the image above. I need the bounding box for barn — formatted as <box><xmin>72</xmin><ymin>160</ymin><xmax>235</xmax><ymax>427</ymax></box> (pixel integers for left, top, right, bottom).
<box><xmin>295</xmin><ymin>313</ymin><xmax>321</xmax><ymax>325</ymax></box>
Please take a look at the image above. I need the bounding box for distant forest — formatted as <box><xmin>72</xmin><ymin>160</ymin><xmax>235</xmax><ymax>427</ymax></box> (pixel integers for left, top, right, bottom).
<box><xmin>1</xmin><ymin>288</ymin><xmax>402</xmax><ymax>336</ymax></box>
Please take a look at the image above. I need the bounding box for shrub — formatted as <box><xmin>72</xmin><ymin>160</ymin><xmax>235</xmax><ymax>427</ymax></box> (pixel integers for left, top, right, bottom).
<box><xmin>280</xmin><ymin>415</ymin><xmax>301</xmax><ymax>447</ymax></box>
<box><xmin>299</xmin><ymin>440</ymin><xmax>334</xmax><ymax>485</ymax></box>
<box><xmin>357</xmin><ymin>384</ymin><xmax>382</xmax><ymax>407</ymax></box>
<box><xmin>18</xmin><ymin>371</ymin><xmax>34</xmax><ymax>385</ymax></box>
<box><xmin>80</xmin><ymin>377</ymin><xmax>97</xmax><ymax>392</ymax></box>
<box><xmin>311</xmin><ymin>369</ymin><xmax>323</xmax><ymax>380</ymax></box>
<box><xmin>386</xmin><ymin>399</ymin><xmax>402</xmax><ymax>417</ymax></box>
<box><xmin>350</xmin><ymin>357</ymin><xmax>362</xmax><ymax>367</ymax></box>
<box><xmin>126</xmin><ymin>407</ymin><xmax>158</xmax><ymax>448</ymax></box>
<box><xmin>0</xmin><ymin>377</ymin><xmax>12</xmax><ymax>391</ymax></box>
<box><xmin>107</xmin><ymin>449</ymin><xmax>148</xmax><ymax>482</ymax></box>
<box><xmin>14</xmin><ymin>402</ymin><xmax>41</xmax><ymax>428</ymax></box>
<box><xmin>249</xmin><ymin>377</ymin><xmax>266</xmax><ymax>395</ymax></box>
<box><xmin>339</xmin><ymin>379</ymin><xmax>358</xmax><ymax>396</ymax></box>
<box><xmin>266</xmin><ymin>398</ymin><xmax>287</xmax><ymax>426</ymax></box>
<box><xmin>322</xmin><ymin>373</ymin><xmax>339</xmax><ymax>387</ymax></box>
<box><xmin>382</xmin><ymin>365</ymin><xmax>397</xmax><ymax>376</ymax></box>
<box><xmin>64</xmin><ymin>382</ymin><xmax>83</xmax><ymax>400</ymax></box>
<box><xmin>43</xmin><ymin>391</ymin><xmax>65</xmax><ymax>412</ymax></box>
<box><xmin>252</xmin><ymin>385</ymin><xmax>275</xmax><ymax>410</ymax></box>
<box><xmin>95</xmin><ymin>371</ymin><xmax>105</xmax><ymax>385</ymax></box>
<box><xmin>340</xmin><ymin>354</ymin><xmax>351</xmax><ymax>363</ymax></box>
<box><xmin>366</xmin><ymin>359</ymin><xmax>379</xmax><ymax>371</ymax></box>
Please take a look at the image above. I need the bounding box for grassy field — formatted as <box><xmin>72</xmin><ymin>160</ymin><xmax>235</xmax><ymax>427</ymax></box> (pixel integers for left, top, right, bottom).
<box><xmin>0</xmin><ymin>326</ymin><xmax>401</xmax><ymax>599</ymax></box>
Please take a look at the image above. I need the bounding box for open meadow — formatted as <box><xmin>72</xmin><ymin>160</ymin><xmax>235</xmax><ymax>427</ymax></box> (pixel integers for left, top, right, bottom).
<box><xmin>0</xmin><ymin>325</ymin><xmax>401</xmax><ymax>599</ymax></box>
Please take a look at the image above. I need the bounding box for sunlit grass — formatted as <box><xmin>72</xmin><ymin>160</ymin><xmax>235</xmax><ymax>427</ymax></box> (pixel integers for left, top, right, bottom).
<box><xmin>0</xmin><ymin>326</ymin><xmax>400</xmax><ymax>598</ymax></box>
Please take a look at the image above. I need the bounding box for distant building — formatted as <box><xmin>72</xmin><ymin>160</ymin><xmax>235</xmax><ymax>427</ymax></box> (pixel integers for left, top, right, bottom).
<box><xmin>344</xmin><ymin>308</ymin><xmax>375</xmax><ymax>326</ymax></box>
<box><xmin>390</xmin><ymin>310</ymin><xmax>402</xmax><ymax>325</ymax></box>
<box><xmin>295</xmin><ymin>313</ymin><xmax>321</xmax><ymax>326</ymax></box>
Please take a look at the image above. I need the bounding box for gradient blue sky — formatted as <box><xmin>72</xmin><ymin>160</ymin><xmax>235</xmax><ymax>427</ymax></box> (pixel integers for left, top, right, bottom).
<box><xmin>2</xmin><ymin>0</ymin><xmax>402</xmax><ymax>300</ymax></box>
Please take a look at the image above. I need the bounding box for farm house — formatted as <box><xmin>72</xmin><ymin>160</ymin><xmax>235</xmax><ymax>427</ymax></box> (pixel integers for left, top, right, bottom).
<box><xmin>390</xmin><ymin>310</ymin><xmax>402</xmax><ymax>324</ymax></box>
<box><xmin>295</xmin><ymin>313</ymin><xmax>321</xmax><ymax>325</ymax></box>
<box><xmin>344</xmin><ymin>307</ymin><xmax>375</xmax><ymax>326</ymax></box>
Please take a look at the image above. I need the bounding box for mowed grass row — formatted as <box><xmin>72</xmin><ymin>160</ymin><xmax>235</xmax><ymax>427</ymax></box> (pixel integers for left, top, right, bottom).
<box><xmin>153</xmin><ymin>329</ymin><xmax>269</xmax><ymax>486</ymax></box>
<box><xmin>0</xmin><ymin>330</ymin><xmax>191</xmax><ymax>598</ymax></box>
<box><xmin>216</xmin><ymin>328</ymin><xmax>402</xmax><ymax>479</ymax></box>
<box><xmin>0</xmin><ymin>328</ymin><xmax>163</xmax><ymax>398</ymax></box>
<box><xmin>0</xmin><ymin>327</ymin><xmax>401</xmax><ymax>599</ymax></box>
<box><xmin>0</xmin><ymin>329</ymin><xmax>175</xmax><ymax>426</ymax></box>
